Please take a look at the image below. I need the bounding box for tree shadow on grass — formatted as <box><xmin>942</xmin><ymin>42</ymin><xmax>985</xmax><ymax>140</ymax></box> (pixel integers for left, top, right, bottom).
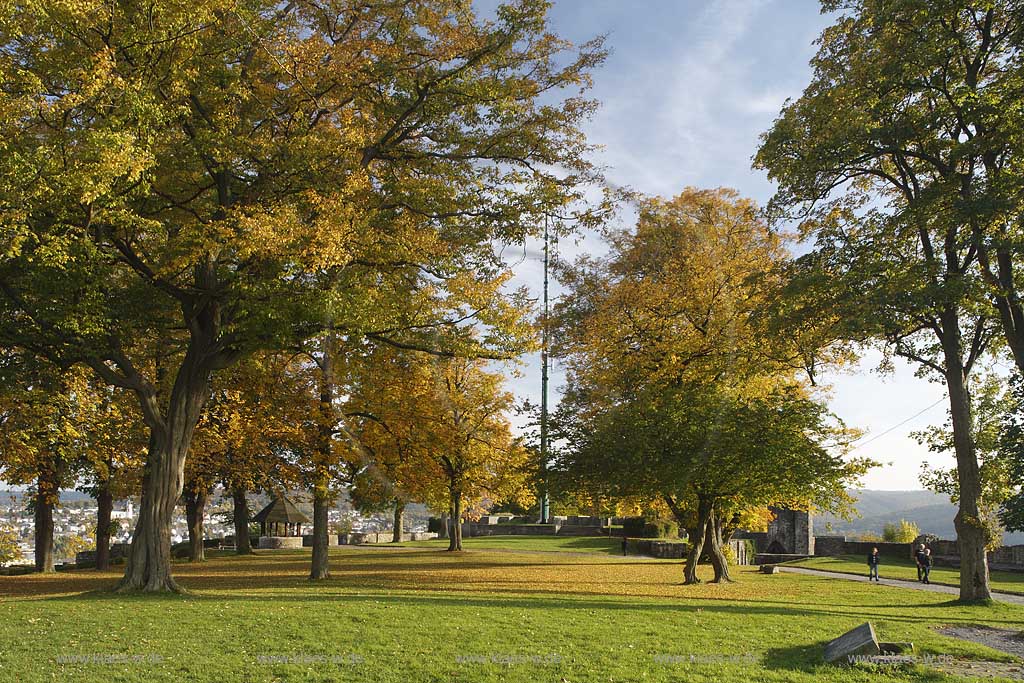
<box><xmin>27</xmin><ymin>587</ymin><xmax>1024</xmax><ymax>633</ymax></box>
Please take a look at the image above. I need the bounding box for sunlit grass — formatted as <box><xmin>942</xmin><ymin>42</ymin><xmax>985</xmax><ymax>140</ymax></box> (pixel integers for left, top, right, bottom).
<box><xmin>0</xmin><ymin>546</ymin><xmax>1021</xmax><ymax>682</ymax></box>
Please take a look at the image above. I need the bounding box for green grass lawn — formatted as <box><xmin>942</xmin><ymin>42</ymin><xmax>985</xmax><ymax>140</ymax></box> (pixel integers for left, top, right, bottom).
<box><xmin>787</xmin><ymin>555</ymin><xmax>1024</xmax><ymax>596</ymax></box>
<box><xmin>1</xmin><ymin>546</ymin><xmax>1022</xmax><ymax>682</ymax></box>
<box><xmin>395</xmin><ymin>534</ymin><xmax>623</xmax><ymax>554</ymax></box>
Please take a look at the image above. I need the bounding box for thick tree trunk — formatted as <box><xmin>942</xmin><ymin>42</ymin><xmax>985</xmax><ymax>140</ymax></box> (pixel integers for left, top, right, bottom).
<box><xmin>231</xmin><ymin>487</ymin><xmax>252</xmax><ymax>555</ymax></box>
<box><xmin>682</xmin><ymin>496</ymin><xmax>713</xmax><ymax>585</ymax></box>
<box><xmin>438</xmin><ymin>515</ymin><xmax>449</xmax><ymax>539</ymax></box>
<box><xmin>940</xmin><ymin>309</ymin><xmax>992</xmax><ymax>602</ymax></box>
<box><xmin>95</xmin><ymin>487</ymin><xmax>113</xmax><ymax>571</ymax></box>
<box><xmin>391</xmin><ymin>501</ymin><xmax>405</xmax><ymax>543</ymax></box>
<box><xmin>448</xmin><ymin>491</ymin><xmax>463</xmax><ymax>551</ymax></box>
<box><xmin>33</xmin><ymin>491</ymin><xmax>55</xmax><ymax>573</ymax></box>
<box><xmin>184</xmin><ymin>488</ymin><xmax>207</xmax><ymax>563</ymax></box>
<box><xmin>117</xmin><ymin>374</ymin><xmax>209</xmax><ymax>593</ymax></box>
<box><xmin>310</xmin><ymin>488</ymin><xmax>332</xmax><ymax>580</ymax></box>
<box><xmin>118</xmin><ymin>451</ymin><xmax>182</xmax><ymax>592</ymax></box>
<box><xmin>704</xmin><ymin>509</ymin><xmax>733</xmax><ymax>583</ymax></box>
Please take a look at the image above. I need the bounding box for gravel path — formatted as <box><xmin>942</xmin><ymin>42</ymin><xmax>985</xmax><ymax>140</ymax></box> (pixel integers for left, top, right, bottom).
<box><xmin>778</xmin><ymin>566</ymin><xmax>1024</xmax><ymax>606</ymax></box>
<box><xmin>932</xmin><ymin>627</ymin><xmax>1024</xmax><ymax>680</ymax></box>
<box><xmin>937</xmin><ymin>626</ymin><xmax>1024</xmax><ymax>659</ymax></box>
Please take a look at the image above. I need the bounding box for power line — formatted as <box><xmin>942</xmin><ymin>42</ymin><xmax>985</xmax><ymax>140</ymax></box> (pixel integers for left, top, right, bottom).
<box><xmin>847</xmin><ymin>397</ymin><xmax>947</xmax><ymax>452</ymax></box>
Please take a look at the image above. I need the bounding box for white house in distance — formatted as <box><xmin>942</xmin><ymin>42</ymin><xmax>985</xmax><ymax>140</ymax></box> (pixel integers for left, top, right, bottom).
<box><xmin>111</xmin><ymin>500</ymin><xmax>134</xmax><ymax>521</ymax></box>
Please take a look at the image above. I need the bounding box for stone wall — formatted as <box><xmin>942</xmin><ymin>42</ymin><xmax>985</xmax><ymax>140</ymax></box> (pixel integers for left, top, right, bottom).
<box><xmin>763</xmin><ymin>508</ymin><xmax>814</xmax><ymax>554</ymax></box>
<box><xmin>989</xmin><ymin>544</ymin><xmax>1024</xmax><ymax>570</ymax></box>
<box><xmin>465</xmin><ymin>523</ymin><xmax>558</xmax><ymax>537</ymax></box>
<box><xmin>812</xmin><ymin>535</ymin><xmax>848</xmax><ymax>557</ymax></box>
<box><xmin>811</xmin><ymin>536</ymin><xmax>1024</xmax><ymax>572</ymax></box>
<box><xmin>302</xmin><ymin>534</ymin><xmax>340</xmax><ymax>547</ymax></box>
<box><xmin>339</xmin><ymin>531</ymin><xmax>438</xmax><ymax>544</ymax></box>
<box><xmin>258</xmin><ymin>536</ymin><xmax>303</xmax><ymax>549</ymax></box>
<box><xmin>831</xmin><ymin>540</ymin><xmax>914</xmax><ymax>560</ymax></box>
<box><xmin>465</xmin><ymin>515</ymin><xmax>608</xmax><ymax>538</ymax></box>
<box><xmin>627</xmin><ymin>538</ymin><xmax>751</xmax><ymax>564</ymax></box>
<box><xmin>75</xmin><ymin>542</ymin><xmax>130</xmax><ymax>567</ymax></box>
<box><xmin>733</xmin><ymin>530</ymin><xmax>768</xmax><ymax>552</ymax></box>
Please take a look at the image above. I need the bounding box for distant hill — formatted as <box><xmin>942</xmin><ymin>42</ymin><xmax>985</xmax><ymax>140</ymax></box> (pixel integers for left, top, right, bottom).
<box><xmin>0</xmin><ymin>489</ymin><xmax>93</xmax><ymax>506</ymax></box>
<box><xmin>816</xmin><ymin>489</ymin><xmax>1024</xmax><ymax>545</ymax></box>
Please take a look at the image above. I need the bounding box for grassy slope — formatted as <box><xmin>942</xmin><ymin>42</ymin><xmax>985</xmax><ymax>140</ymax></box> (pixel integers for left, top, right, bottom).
<box><xmin>0</xmin><ymin>545</ymin><xmax>1021</xmax><ymax>682</ymax></box>
<box><xmin>787</xmin><ymin>555</ymin><xmax>1024</xmax><ymax>596</ymax></box>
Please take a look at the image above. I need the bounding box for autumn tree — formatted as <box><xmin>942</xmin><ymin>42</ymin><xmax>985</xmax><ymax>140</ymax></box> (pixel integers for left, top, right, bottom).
<box><xmin>345</xmin><ymin>350</ymin><xmax>426</xmax><ymax>543</ymax></box>
<box><xmin>559</xmin><ymin>381</ymin><xmax>865</xmax><ymax>583</ymax></box>
<box><xmin>554</xmin><ymin>189</ymin><xmax>869</xmax><ymax>583</ymax></box>
<box><xmin>918</xmin><ymin>373</ymin><xmax>1014</xmax><ymax>549</ymax></box>
<box><xmin>429</xmin><ymin>358</ymin><xmax>534</xmax><ymax>551</ymax></box>
<box><xmin>0</xmin><ymin>524</ymin><xmax>21</xmax><ymax>567</ymax></box>
<box><xmin>349</xmin><ymin>351</ymin><xmax>533</xmax><ymax>552</ymax></box>
<box><xmin>883</xmin><ymin>519</ymin><xmax>922</xmax><ymax>544</ymax></box>
<box><xmin>0</xmin><ymin>357</ymin><xmax>98</xmax><ymax>572</ymax></box>
<box><xmin>0</xmin><ymin>0</ymin><xmax>605</xmax><ymax>591</ymax></box>
<box><xmin>995</xmin><ymin>375</ymin><xmax>1024</xmax><ymax>532</ymax></box>
<box><xmin>76</xmin><ymin>385</ymin><xmax>145</xmax><ymax>570</ymax></box>
<box><xmin>753</xmin><ymin>0</ymin><xmax>1024</xmax><ymax>601</ymax></box>
<box><xmin>185</xmin><ymin>354</ymin><xmax>310</xmax><ymax>561</ymax></box>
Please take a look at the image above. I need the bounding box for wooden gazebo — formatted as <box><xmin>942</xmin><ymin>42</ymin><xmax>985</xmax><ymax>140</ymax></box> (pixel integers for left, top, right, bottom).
<box><xmin>253</xmin><ymin>496</ymin><xmax>309</xmax><ymax>537</ymax></box>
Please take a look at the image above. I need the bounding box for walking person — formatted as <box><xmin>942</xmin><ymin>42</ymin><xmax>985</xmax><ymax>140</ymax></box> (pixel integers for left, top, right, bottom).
<box><xmin>922</xmin><ymin>548</ymin><xmax>933</xmax><ymax>584</ymax></box>
<box><xmin>915</xmin><ymin>543</ymin><xmax>927</xmax><ymax>581</ymax></box>
<box><xmin>621</xmin><ymin>534</ymin><xmax>628</xmax><ymax>556</ymax></box>
<box><xmin>867</xmin><ymin>547</ymin><xmax>881</xmax><ymax>582</ymax></box>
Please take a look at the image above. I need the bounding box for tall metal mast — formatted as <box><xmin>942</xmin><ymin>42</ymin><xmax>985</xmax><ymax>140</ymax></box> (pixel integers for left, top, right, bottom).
<box><xmin>539</xmin><ymin>217</ymin><xmax>551</xmax><ymax>524</ymax></box>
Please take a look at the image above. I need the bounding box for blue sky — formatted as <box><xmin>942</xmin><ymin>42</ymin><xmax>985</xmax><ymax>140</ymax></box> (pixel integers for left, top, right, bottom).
<box><xmin>504</xmin><ymin>0</ymin><xmax>957</xmax><ymax>491</ymax></box>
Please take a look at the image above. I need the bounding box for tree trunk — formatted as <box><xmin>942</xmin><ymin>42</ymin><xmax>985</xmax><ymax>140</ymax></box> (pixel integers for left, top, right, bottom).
<box><xmin>117</xmin><ymin>381</ymin><xmax>208</xmax><ymax>593</ymax></box>
<box><xmin>184</xmin><ymin>488</ymin><xmax>207</xmax><ymax>563</ymax></box>
<box><xmin>95</xmin><ymin>487</ymin><xmax>113</xmax><ymax>571</ymax></box>
<box><xmin>940</xmin><ymin>309</ymin><xmax>992</xmax><ymax>602</ymax></box>
<box><xmin>231</xmin><ymin>487</ymin><xmax>252</xmax><ymax>555</ymax></box>
<box><xmin>309</xmin><ymin>333</ymin><xmax>337</xmax><ymax>581</ymax></box>
<box><xmin>682</xmin><ymin>495</ymin><xmax>713</xmax><ymax>585</ymax></box>
<box><xmin>33</xmin><ymin>490</ymin><xmax>55</xmax><ymax>573</ymax></box>
<box><xmin>448</xmin><ymin>491</ymin><xmax>463</xmax><ymax>551</ymax></box>
<box><xmin>438</xmin><ymin>515</ymin><xmax>449</xmax><ymax>539</ymax></box>
<box><xmin>310</xmin><ymin>488</ymin><xmax>331</xmax><ymax>580</ymax></box>
<box><xmin>704</xmin><ymin>508</ymin><xmax>733</xmax><ymax>583</ymax></box>
<box><xmin>391</xmin><ymin>501</ymin><xmax>405</xmax><ymax>543</ymax></box>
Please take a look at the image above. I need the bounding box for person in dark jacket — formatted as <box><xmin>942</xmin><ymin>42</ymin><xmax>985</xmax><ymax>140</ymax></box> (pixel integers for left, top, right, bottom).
<box><xmin>915</xmin><ymin>544</ymin><xmax>927</xmax><ymax>581</ymax></box>
<box><xmin>867</xmin><ymin>547</ymin><xmax>881</xmax><ymax>581</ymax></box>
<box><xmin>621</xmin><ymin>535</ymin><xmax>628</xmax><ymax>556</ymax></box>
<box><xmin>922</xmin><ymin>548</ymin><xmax>933</xmax><ymax>584</ymax></box>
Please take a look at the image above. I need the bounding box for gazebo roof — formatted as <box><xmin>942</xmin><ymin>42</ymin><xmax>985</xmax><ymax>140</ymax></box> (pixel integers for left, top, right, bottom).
<box><xmin>252</xmin><ymin>496</ymin><xmax>310</xmax><ymax>525</ymax></box>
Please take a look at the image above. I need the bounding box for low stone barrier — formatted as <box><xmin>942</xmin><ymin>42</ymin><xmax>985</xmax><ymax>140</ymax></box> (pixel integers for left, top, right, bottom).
<box><xmin>258</xmin><ymin>536</ymin><xmax>304</xmax><ymax>549</ymax></box>
<box><xmin>338</xmin><ymin>531</ymin><xmax>438</xmax><ymax>544</ymax></box>
<box><xmin>465</xmin><ymin>523</ymin><xmax>558</xmax><ymax>537</ymax></box>
<box><xmin>75</xmin><ymin>542</ymin><xmax>130</xmax><ymax>567</ymax></box>
<box><xmin>302</xmin><ymin>534</ymin><xmax>340</xmax><ymax>547</ymax></box>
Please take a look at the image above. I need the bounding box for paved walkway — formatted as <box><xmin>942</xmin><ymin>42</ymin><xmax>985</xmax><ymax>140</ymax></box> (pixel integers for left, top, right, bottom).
<box><xmin>779</xmin><ymin>566</ymin><xmax>1024</xmax><ymax>605</ymax></box>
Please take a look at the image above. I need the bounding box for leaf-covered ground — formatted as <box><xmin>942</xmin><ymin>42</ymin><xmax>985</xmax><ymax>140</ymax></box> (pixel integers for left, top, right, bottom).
<box><xmin>1</xmin><ymin>543</ymin><xmax>1022</xmax><ymax>682</ymax></box>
